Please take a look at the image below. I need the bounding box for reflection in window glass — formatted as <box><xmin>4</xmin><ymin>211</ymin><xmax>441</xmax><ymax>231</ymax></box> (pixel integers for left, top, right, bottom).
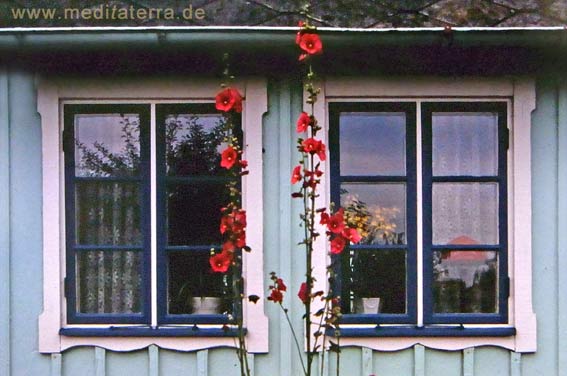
<box><xmin>164</xmin><ymin>114</ymin><xmax>227</xmax><ymax>176</ymax></box>
<box><xmin>167</xmin><ymin>252</ymin><xmax>232</xmax><ymax>315</ymax></box>
<box><xmin>433</xmin><ymin>250</ymin><xmax>498</xmax><ymax>314</ymax></box>
<box><xmin>339</xmin><ymin>112</ymin><xmax>406</xmax><ymax>176</ymax></box>
<box><xmin>432</xmin><ymin>183</ymin><xmax>499</xmax><ymax>245</ymax></box>
<box><xmin>347</xmin><ymin>250</ymin><xmax>406</xmax><ymax>314</ymax></box>
<box><xmin>341</xmin><ymin>183</ymin><xmax>406</xmax><ymax>245</ymax></box>
<box><xmin>76</xmin><ymin>250</ymin><xmax>143</xmax><ymax>314</ymax></box>
<box><xmin>432</xmin><ymin>112</ymin><xmax>498</xmax><ymax>177</ymax></box>
<box><xmin>74</xmin><ymin>114</ymin><xmax>140</xmax><ymax>177</ymax></box>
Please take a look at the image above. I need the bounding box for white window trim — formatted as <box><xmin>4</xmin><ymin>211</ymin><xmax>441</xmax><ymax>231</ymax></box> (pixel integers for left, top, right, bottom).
<box><xmin>37</xmin><ymin>77</ymin><xmax>269</xmax><ymax>353</ymax></box>
<box><xmin>309</xmin><ymin>76</ymin><xmax>537</xmax><ymax>352</ymax></box>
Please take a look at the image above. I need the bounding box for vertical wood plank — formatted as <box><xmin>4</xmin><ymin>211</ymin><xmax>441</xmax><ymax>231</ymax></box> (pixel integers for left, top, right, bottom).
<box><xmin>0</xmin><ymin>67</ymin><xmax>10</xmax><ymax>376</ymax></box>
<box><xmin>510</xmin><ymin>352</ymin><xmax>521</xmax><ymax>376</ymax></box>
<box><xmin>50</xmin><ymin>353</ymin><xmax>61</xmax><ymax>376</ymax></box>
<box><xmin>278</xmin><ymin>80</ymin><xmax>293</xmax><ymax>376</ymax></box>
<box><xmin>556</xmin><ymin>83</ymin><xmax>567</xmax><ymax>376</ymax></box>
<box><xmin>94</xmin><ymin>347</ymin><xmax>106</xmax><ymax>376</ymax></box>
<box><xmin>361</xmin><ymin>347</ymin><xmax>373</xmax><ymax>376</ymax></box>
<box><xmin>197</xmin><ymin>350</ymin><xmax>208</xmax><ymax>376</ymax></box>
<box><xmin>149</xmin><ymin>345</ymin><xmax>159</xmax><ymax>376</ymax></box>
<box><xmin>462</xmin><ymin>348</ymin><xmax>474</xmax><ymax>376</ymax></box>
<box><xmin>414</xmin><ymin>345</ymin><xmax>425</xmax><ymax>376</ymax></box>
<box><xmin>247</xmin><ymin>353</ymin><xmax>255</xmax><ymax>376</ymax></box>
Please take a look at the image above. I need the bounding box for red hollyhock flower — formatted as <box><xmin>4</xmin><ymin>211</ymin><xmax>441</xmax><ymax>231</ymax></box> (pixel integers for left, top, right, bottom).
<box><xmin>234</xmin><ymin>209</ymin><xmax>247</xmax><ymax>227</ymax></box>
<box><xmin>330</xmin><ymin>236</ymin><xmax>347</xmax><ymax>254</ymax></box>
<box><xmin>297</xmin><ymin>33</ymin><xmax>323</xmax><ymax>56</ymax></box>
<box><xmin>305</xmin><ymin>168</ymin><xmax>323</xmax><ymax>178</ymax></box>
<box><xmin>291</xmin><ymin>165</ymin><xmax>302</xmax><ymax>184</ymax></box>
<box><xmin>221</xmin><ymin>146</ymin><xmax>238</xmax><ymax>169</ymax></box>
<box><xmin>297</xmin><ymin>282</ymin><xmax>309</xmax><ymax>304</ymax></box>
<box><xmin>235</xmin><ymin>231</ymin><xmax>246</xmax><ymax>248</ymax></box>
<box><xmin>215</xmin><ymin>87</ymin><xmax>243</xmax><ymax>113</ymax></box>
<box><xmin>301</xmin><ymin>138</ymin><xmax>326</xmax><ymax>161</ymax></box>
<box><xmin>276</xmin><ymin>278</ymin><xmax>287</xmax><ymax>292</ymax></box>
<box><xmin>342</xmin><ymin>227</ymin><xmax>362</xmax><ymax>244</ymax></box>
<box><xmin>296</xmin><ymin>112</ymin><xmax>311</xmax><ymax>133</ymax></box>
<box><xmin>239</xmin><ymin>160</ymin><xmax>248</xmax><ymax>169</ymax></box>
<box><xmin>268</xmin><ymin>288</ymin><xmax>283</xmax><ymax>303</ymax></box>
<box><xmin>222</xmin><ymin>240</ymin><xmax>235</xmax><ymax>253</ymax></box>
<box><xmin>220</xmin><ymin>216</ymin><xmax>233</xmax><ymax>234</ymax></box>
<box><xmin>320</xmin><ymin>212</ymin><xmax>329</xmax><ymax>225</ymax></box>
<box><xmin>327</xmin><ymin>209</ymin><xmax>345</xmax><ymax>234</ymax></box>
<box><xmin>210</xmin><ymin>250</ymin><xmax>232</xmax><ymax>273</ymax></box>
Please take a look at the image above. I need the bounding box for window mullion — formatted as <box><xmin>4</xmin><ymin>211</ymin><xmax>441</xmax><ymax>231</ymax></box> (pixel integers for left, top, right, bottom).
<box><xmin>416</xmin><ymin>100</ymin><xmax>424</xmax><ymax>327</ymax></box>
<box><xmin>150</xmin><ymin>102</ymin><xmax>158</xmax><ymax>327</ymax></box>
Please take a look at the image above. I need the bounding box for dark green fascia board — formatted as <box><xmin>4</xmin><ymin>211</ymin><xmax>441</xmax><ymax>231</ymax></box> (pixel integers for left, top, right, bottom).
<box><xmin>0</xmin><ymin>27</ymin><xmax>566</xmax><ymax>53</ymax></box>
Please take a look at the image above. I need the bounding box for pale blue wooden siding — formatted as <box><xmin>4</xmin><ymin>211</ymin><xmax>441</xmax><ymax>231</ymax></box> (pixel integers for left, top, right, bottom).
<box><xmin>1</xmin><ymin>70</ymin><xmax>567</xmax><ymax>375</ymax></box>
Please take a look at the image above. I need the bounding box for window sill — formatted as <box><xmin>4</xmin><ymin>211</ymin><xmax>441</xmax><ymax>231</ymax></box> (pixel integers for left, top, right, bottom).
<box><xmin>60</xmin><ymin>326</ymin><xmax>244</xmax><ymax>337</ymax></box>
<box><xmin>328</xmin><ymin>325</ymin><xmax>516</xmax><ymax>338</ymax></box>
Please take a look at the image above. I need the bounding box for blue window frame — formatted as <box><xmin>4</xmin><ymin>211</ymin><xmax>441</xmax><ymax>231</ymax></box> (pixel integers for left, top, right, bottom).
<box><xmin>329</xmin><ymin>102</ymin><xmax>417</xmax><ymax>325</ymax></box>
<box><xmin>64</xmin><ymin>103</ymin><xmax>240</xmax><ymax>327</ymax></box>
<box><xmin>329</xmin><ymin>101</ymin><xmax>509</xmax><ymax>330</ymax></box>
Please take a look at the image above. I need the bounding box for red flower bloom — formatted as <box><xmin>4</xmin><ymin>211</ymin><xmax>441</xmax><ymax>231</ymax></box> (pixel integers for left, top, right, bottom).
<box><xmin>268</xmin><ymin>288</ymin><xmax>283</xmax><ymax>303</ymax></box>
<box><xmin>210</xmin><ymin>250</ymin><xmax>233</xmax><ymax>273</ymax></box>
<box><xmin>235</xmin><ymin>231</ymin><xmax>246</xmax><ymax>248</ymax></box>
<box><xmin>291</xmin><ymin>165</ymin><xmax>302</xmax><ymax>184</ymax></box>
<box><xmin>215</xmin><ymin>87</ymin><xmax>243</xmax><ymax>113</ymax></box>
<box><xmin>298</xmin><ymin>282</ymin><xmax>309</xmax><ymax>304</ymax></box>
<box><xmin>234</xmin><ymin>209</ymin><xmax>247</xmax><ymax>227</ymax></box>
<box><xmin>301</xmin><ymin>138</ymin><xmax>326</xmax><ymax>161</ymax></box>
<box><xmin>296</xmin><ymin>112</ymin><xmax>311</xmax><ymax>133</ymax></box>
<box><xmin>221</xmin><ymin>146</ymin><xmax>238</xmax><ymax>169</ymax></box>
<box><xmin>320</xmin><ymin>212</ymin><xmax>330</xmax><ymax>225</ymax></box>
<box><xmin>305</xmin><ymin>168</ymin><xmax>323</xmax><ymax>178</ymax></box>
<box><xmin>330</xmin><ymin>236</ymin><xmax>347</xmax><ymax>254</ymax></box>
<box><xmin>297</xmin><ymin>33</ymin><xmax>323</xmax><ymax>57</ymax></box>
<box><xmin>327</xmin><ymin>209</ymin><xmax>345</xmax><ymax>234</ymax></box>
<box><xmin>220</xmin><ymin>216</ymin><xmax>233</xmax><ymax>234</ymax></box>
<box><xmin>342</xmin><ymin>227</ymin><xmax>362</xmax><ymax>244</ymax></box>
<box><xmin>276</xmin><ymin>278</ymin><xmax>287</xmax><ymax>292</ymax></box>
<box><xmin>222</xmin><ymin>240</ymin><xmax>235</xmax><ymax>253</ymax></box>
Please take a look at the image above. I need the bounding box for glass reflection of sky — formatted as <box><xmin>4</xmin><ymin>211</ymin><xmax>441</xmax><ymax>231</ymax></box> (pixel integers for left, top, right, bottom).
<box><xmin>165</xmin><ymin>114</ymin><xmax>225</xmax><ymax>154</ymax></box>
<box><xmin>341</xmin><ymin>183</ymin><xmax>406</xmax><ymax>245</ymax></box>
<box><xmin>340</xmin><ymin>112</ymin><xmax>406</xmax><ymax>176</ymax></box>
<box><xmin>432</xmin><ymin>112</ymin><xmax>498</xmax><ymax>176</ymax></box>
<box><xmin>75</xmin><ymin>114</ymin><xmax>139</xmax><ymax>158</ymax></box>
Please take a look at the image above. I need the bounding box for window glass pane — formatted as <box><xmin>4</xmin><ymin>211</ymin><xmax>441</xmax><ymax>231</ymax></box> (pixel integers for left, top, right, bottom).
<box><xmin>346</xmin><ymin>249</ymin><xmax>406</xmax><ymax>314</ymax></box>
<box><xmin>167</xmin><ymin>183</ymin><xmax>228</xmax><ymax>246</ymax></box>
<box><xmin>76</xmin><ymin>250</ymin><xmax>143</xmax><ymax>314</ymax></box>
<box><xmin>168</xmin><ymin>252</ymin><xmax>233</xmax><ymax>315</ymax></box>
<box><xmin>432</xmin><ymin>183</ymin><xmax>498</xmax><ymax>245</ymax></box>
<box><xmin>164</xmin><ymin>113</ymin><xmax>228</xmax><ymax>176</ymax></box>
<box><xmin>341</xmin><ymin>183</ymin><xmax>406</xmax><ymax>245</ymax></box>
<box><xmin>74</xmin><ymin>114</ymin><xmax>140</xmax><ymax>177</ymax></box>
<box><xmin>75</xmin><ymin>182</ymin><xmax>142</xmax><ymax>245</ymax></box>
<box><xmin>433</xmin><ymin>250</ymin><xmax>498</xmax><ymax>314</ymax></box>
<box><xmin>432</xmin><ymin>112</ymin><xmax>498</xmax><ymax>176</ymax></box>
<box><xmin>339</xmin><ymin>112</ymin><xmax>406</xmax><ymax>176</ymax></box>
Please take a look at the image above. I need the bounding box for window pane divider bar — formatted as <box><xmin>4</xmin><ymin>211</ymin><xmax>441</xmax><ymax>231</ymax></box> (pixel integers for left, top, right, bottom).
<box><xmin>150</xmin><ymin>102</ymin><xmax>158</xmax><ymax>328</ymax></box>
<box><xmin>349</xmin><ymin>244</ymin><xmax>407</xmax><ymax>251</ymax></box>
<box><xmin>165</xmin><ymin>176</ymin><xmax>235</xmax><ymax>184</ymax></box>
<box><xmin>431</xmin><ymin>176</ymin><xmax>500</xmax><ymax>183</ymax></box>
<box><xmin>431</xmin><ymin>245</ymin><xmax>501</xmax><ymax>250</ymax></box>
<box><xmin>340</xmin><ymin>175</ymin><xmax>407</xmax><ymax>183</ymax></box>
<box><xmin>74</xmin><ymin>176</ymin><xmax>142</xmax><ymax>182</ymax></box>
<box><xmin>165</xmin><ymin>245</ymin><xmax>220</xmax><ymax>252</ymax></box>
<box><xmin>73</xmin><ymin>245</ymin><xmax>144</xmax><ymax>251</ymax></box>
